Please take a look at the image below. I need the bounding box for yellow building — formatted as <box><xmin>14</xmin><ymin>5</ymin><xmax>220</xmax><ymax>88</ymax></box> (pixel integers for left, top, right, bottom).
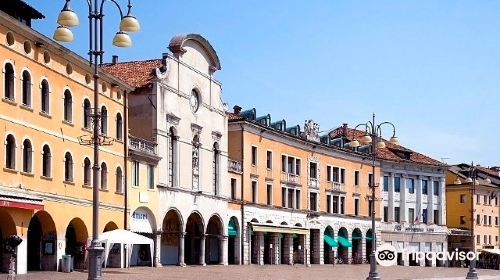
<box><xmin>446</xmin><ymin>164</ymin><xmax>500</xmax><ymax>257</ymax></box>
<box><xmin>227</xmin><ymin>106</ymin><xmax>380</xmax><ymax>266</ymax></box>
<box><xmin>0</xmin><ymin>2</ymin><xmax>132</xmax><ymax>274</ymax></box>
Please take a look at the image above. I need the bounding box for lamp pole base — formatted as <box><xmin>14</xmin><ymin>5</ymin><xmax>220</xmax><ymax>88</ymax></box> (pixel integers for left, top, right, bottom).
<box><xmin>366</xmin><ymin>253</ymin><xmax>380</xmax><ymax>280</ymax></box>
<box><xmin>87</xmin><ymin>241</ymin><xmax>104</xmax><ymax>280</ymax></box>
<box><xmin>466</xmin><ymin>259</ymin><xmax>478</xmax><ymax>279</ymax></box>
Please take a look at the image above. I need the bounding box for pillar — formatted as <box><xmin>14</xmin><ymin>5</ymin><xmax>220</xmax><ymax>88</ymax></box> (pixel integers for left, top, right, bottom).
<box><xmin>416</xmin><ymin>177</ymin><xmax>422</xmax><ymax>223</ymax></box>
<box><xmin>258</xmin><ymin>232</ymin><xmax>264</xmax><ymax>265</ymax></box>
<box><xmin>388</xmin><ymin>173</ymin><xmax>395</xmax><ymax>221</ymax></box>
<box><xmin>400</xmin><ymin>175</ymin><xmax>407</xmax><ymax>223</ymax></box>
<box><xmin>273</xmin><ymin>233</ymin><xmax>280</xmax><ymax>265</ymax></box>
<box><xmin>440</xmin><ymin>177</ymin><xmax>446</xmax><ymax>226</ymax></box>
<box><xmin>199</xmin><ymin>235</ymin><xmax>206</xmax><ymax>266</ymax></box>
<box><xmin>428</xmin><ymin>177</ymin><xmax>434</xmax><ymax>225</ymax></box>
<box><xmin>56</xmin><ymin>239</ymin><xmax>65</xmax><ymax>271</ymax></box>
<box><xmin>220</xmin><ymin>235</ymin><xmax>228</xmax><ymax>265</ymax></box>
<box><xmin>284</xmin><ymin>234</ymin><xmax>293</xmax><ymax>265</ymax></box>
<box><xmin>16</xmin><ymin>235</ymin><xmax>27</xmax><ymax>274</ymax></box>
<box><xmin>154</xmin><ymin>232</ymin><xmax>162</xmax><ymax>267</ymax></box>
<box><xmin>178</xmin><ymin>232</ymin><xmax>186</xmax><ymax>267</ymax></box>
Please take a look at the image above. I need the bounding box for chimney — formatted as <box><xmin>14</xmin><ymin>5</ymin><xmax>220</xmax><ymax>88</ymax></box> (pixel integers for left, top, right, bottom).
<box><xmin>112</xmin><ymin>55</ymin><xmax>119</xmax><ymax>64</ymax></box>
<box><xmin>342</xmin><ymin>123</ymin><xmax>348</xmax><ymax>136</ymax></box>
<box><xmin>233</xmin><ymin>105</ymin><xmax>242</xmax><ymax>115</ymax></box>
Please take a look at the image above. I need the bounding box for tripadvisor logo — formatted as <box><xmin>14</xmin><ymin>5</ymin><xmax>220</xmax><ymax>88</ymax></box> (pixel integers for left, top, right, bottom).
<box><xmin>376</xmin><ymin>244</ymin><xmax>480</xmax><ymax>267</ymax></box>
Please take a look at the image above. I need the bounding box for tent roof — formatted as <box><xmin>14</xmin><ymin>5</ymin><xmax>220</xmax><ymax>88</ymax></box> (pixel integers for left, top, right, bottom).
<box><xmin>98</xmin><ymin>229</ymin><xmax>153</xmax><ymax>245</ymax></box>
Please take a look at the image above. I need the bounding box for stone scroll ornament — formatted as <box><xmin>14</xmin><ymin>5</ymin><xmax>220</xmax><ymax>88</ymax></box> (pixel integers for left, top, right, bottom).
<box><xmin>303</xmin><ymin>119</ymin><xmax>320</xmax><ymax>142</ymax></box>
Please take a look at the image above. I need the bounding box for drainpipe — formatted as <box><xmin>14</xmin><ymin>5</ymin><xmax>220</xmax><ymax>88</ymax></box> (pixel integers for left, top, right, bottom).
<box><xmin>124</xmin><ymin>90</ymin><xmax>129</xmax><ymax>230</ymax></box>
<box><xmin>239</xmin><ymin>123</ymin><xmax>245</xmax><ymax>265</ymax></box>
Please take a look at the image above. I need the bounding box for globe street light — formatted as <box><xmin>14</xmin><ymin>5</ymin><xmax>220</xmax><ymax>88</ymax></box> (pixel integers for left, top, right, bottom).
<box><xmin>53</xmin><ymin>1</ymin><xmax>139</xmax><ymax>279</ymax></box>
<box><xmin>348</xmin><ymin>113</ymin><xmax>398</xmax><ymax>280</ymax></box>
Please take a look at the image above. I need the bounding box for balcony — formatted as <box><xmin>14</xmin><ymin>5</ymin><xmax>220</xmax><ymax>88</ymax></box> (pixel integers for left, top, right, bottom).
<box><xmin>281</xmin><ymin>172</ymin><xmax>301</xmax><ymax>185</ymax></box>
<box><xmin>228</xmin><ymin>159</ymin><xmax>243</xmax><ymax>173</ymax></box>
<box><xmin>128</xmin><ymin>136</ymin><xmax>160</xmax><ymax>162</ymax></box>
<box><xmin>328</xmin><ymin>181</ymin><xmax>345</xmax><ymax>192</ymax></box>
<box><xmin>309</xmin><ymin>178</ymin><xmax>319</xmax><ymax>189</ymax></box>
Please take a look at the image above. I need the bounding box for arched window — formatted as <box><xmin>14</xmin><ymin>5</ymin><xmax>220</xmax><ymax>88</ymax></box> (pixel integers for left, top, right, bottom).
<box><xmin>100</xmin><ymin>106</ymin><xmax>107</xmax><ymax>135</ymax></box>
<box><xmin>64</xmin><ymin>152</ymin><xmax>73</xmax><ymax>182</ymax></box>
<box><xmin>42</xmin><ymin>144</ymin><xmax>51</xmax><ymax>177</ymax></box>
<box><xmin>192</xmin><ymin>134</ymin><xmax>200</xmax><ymax>190</ymax></box>
<box><xmin>4</xmin><ymin>63</ymin><xmax>14</xmax><ymax>100</ymax></box>
<box><xmin>116</xmin><ymin>167</ymin><xmax>123</xmax><ymax>193</ymax></box>
<box><xmin>21</xmin><ymin>70</ymin><xmax>31</xmax><ymax>106</ymax></box>
<box><xmin>83</xmin><ymin>158</ymin><xmax>91</xmax><ymax>186</ymax></box>
<box><xmin>168</xmin><ymin>127</ymin><xmax>177</xmax><ymax>187</ymax></box>
<box><xmin>100</xmin><ymin>162</ymin><xmax>107</xmax><ymax>189</ymax></box>
<box><xmin>83</xmin><ymin>99</ymin><xmax>91</xmax><ymax>129</ymax></box>
<box><xmin>41</xmin><ymin>79</ymin><xmax>50</xmax><ymax>113</ymax></box>
<box><xmin>116</xmin><ymin>113</ymin><xmax>122</xmax><ymax>140</ymax></box>
<box><xmin>5</xmin><ymin>134</ymin><xmax>16</xmax><ymax>169</ymax></box>
<box><xmin>22</xmin><ymin>139</ymin><xmax>32</xmax><ymax>173</ymax></box>
<box><xmin>213</xmin><ymin>142</ymin><xmax>220</xmax><ymax>195</ymax></box>
<box><xmin>63</xmin><ymin>89</ymin><xmax>72</xmax><ymax>122</ymax></box>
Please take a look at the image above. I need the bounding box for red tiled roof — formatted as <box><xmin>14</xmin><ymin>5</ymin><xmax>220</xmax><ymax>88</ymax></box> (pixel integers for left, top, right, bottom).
<box><xmin>329</xmin><ymin>127</ymin><xmax>444</xmax><ymax>166</ymax></box>
<box><xmin>477</xmin><ymin>166</ymin><xmax>500</xmax><ymax>178</ymax></box>
<box><xmin>101</xmin><ymin>59</ymin><xmax>162</xmax><ymax>88</ymax></box>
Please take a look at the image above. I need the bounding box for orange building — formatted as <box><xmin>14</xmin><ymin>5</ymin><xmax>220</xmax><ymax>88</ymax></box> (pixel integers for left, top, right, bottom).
<box><xmin>0</xmin><ymin>2</ymin><xmax>132</xmax><ymax>274</ymax></box>
<box><xmin>227</xmin><ymin>106</ymin><xmax>381</xmax><ymax>266</ymax></box>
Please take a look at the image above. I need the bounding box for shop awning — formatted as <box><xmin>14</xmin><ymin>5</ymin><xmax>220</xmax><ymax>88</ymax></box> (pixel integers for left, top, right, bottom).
<box><xmin>251</xmin><ymin>224</ymin><xmax>309</xmax><ymax>235</ymax></box>
<box><xmin>481</xmin><ymin>249</ymin><xmax>500</xmax><ymax>256</ymax></box>
<box><xmin>366</xmin><ymin>232</ymin><xmax>373</xmax><ymax>241</ymax></box>
<box><xmin>0</xmin><ymin>192</ymin><xmax>43</xmax><ymax>210</ymax></box>
<box><xmin>228</xmin><ymin>220</ymin><xmax>238</xmax><ymax>236</ymax></box>
<box><xmin>324</xmin><ymin>235</ymin><xmax>338</xmax><ymax>247</ymax></box>
<box><xmin>352</xmin><ymin>231</ymin><xmax>362</xmax><ymax>240</ymax></box>
<box><xmin>337</xmin><ymin>236</ymin><xmax>352</xmax><ymax>248</ymax></box>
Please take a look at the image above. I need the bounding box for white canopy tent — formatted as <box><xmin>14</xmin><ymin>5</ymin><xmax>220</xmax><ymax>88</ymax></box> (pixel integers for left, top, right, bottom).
<box><xmin>98</xmin><ymin>229</ymin><xmax>154</xmax><ymax>268</ymax></box>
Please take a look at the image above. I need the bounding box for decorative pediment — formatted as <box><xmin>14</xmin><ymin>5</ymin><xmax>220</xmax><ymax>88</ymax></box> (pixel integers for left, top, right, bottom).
<box><xmin>191</xmin><ymin>123</ymin><xmax>203</xmax><ymax>134</ymax></box>
<box><xmin>212</xmin><ymin>131</ymin><xmax>222</xmax><ymax>142</ymax></box>
<box><xmin>166</xmin><ymin>113</ymin><xmax>180</xmax><ymax>125</ymax></box>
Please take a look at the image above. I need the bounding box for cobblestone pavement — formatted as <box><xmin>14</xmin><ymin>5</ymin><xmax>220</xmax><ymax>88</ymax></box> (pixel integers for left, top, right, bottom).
<box><xmin>6</xmin><ymin>265</ymin><xmax>500</xmax><ymax>280</ymax></box>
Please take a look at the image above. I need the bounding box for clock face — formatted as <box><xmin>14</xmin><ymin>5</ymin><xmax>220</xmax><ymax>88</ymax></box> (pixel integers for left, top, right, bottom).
<box><xmin>190</xmin><ymin>91</ymin><xmax>199</xmax><ymax>112</ymax></box>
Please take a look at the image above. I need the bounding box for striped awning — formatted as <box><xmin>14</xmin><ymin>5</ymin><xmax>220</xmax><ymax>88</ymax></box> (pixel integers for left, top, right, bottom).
<box><xmin>0</xmin><ymin>191</ymin><xmax>43</xmax><ymax>210</ymax></box>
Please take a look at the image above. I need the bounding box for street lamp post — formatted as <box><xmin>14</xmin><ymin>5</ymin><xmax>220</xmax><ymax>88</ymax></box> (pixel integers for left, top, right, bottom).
<box><xmin>53</xmin><ymin>1</ymin><xmax>140</xmax><ymax>279</ymax></box>
<box><xmin>465</xmin><ymin>163</ymin><xmax>479</xmax><ymax>279</ymax></box>
<box><xmin>347</xmin><ymin>113</ymin><xmax>399</xmax><ymax>280</ymax></box>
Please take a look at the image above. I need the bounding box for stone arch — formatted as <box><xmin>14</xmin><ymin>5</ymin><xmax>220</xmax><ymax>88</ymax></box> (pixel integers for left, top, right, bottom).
<box><xmin>323</xmin><ymin>225</ymin><xmax>336</xmax><ymax>264</ymax></box>
<box><xmin>352</xmin><ymin>228</ymin><xmax>363</xmax><ymax>264</ymax></box>
<box><xmin>27</xmin><ymin>211</ymin><xmax>57</xmax><ymax>271</ymax></box>
<box><xmin>185</xmin><ymin>211</ymin><xmax>204</xmax><ymax>265</ymax></box>
<box><xmin>205</xmin><ymin>215</ymin><xmax>223</xmax><ymax>264</ymax></box>
<box><xmin>168</xmin><ymin>34</ymin><xmax>221</xmax><ymax>71</ymax></box>
<box><xmin>65</xmin><ymin>218</ymin><xmax>88</xmax><ymax>269</ymax></box>
<box><xmin>103</xmin><ymin>221</ymin><xmax>118</xmax><ymax>232</ymax></box>
<box><xmin>160</xmin><ymin>208</ymin><xmax>183</xmax><ymax>265</ymax></box>
<box><xmin>337</xmin><ymin>227</ymin><xmax>350</xmax><ymax>264</ymax></box>
<box><xmin>0</xmin><ymin>208</ymin><xmax>17</xmax><ymax>273</ymax></box>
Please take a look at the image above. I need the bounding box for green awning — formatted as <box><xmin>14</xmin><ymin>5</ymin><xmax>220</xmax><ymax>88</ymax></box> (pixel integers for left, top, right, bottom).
<box><xmin>337</xmin><ymin>236</ymin><xmax>352</xmax><ymax>248</ymax></box>
<box><xmin>366</xmin><ymin>232</ymin><xmax>373</xmax><ymax>241</ymax></box>
<box><xmin>228</xmin><ymin>220</ymin><xmax>238</xmax><ymax>236</ymax></box>
<box><xmin>324</xmin><ymin>235</ymin><xmax>338</xmax><ymax>247</ymax></box>
<box><xmin>352</xmin><ymin>231</ymin><xmax>362</xmax><ymax>240</ymax></box>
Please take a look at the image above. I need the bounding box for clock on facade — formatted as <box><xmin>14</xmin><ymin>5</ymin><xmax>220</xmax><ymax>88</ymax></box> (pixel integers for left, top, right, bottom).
<box><xmin>190</xmin><ymin>90</ymin><xmax>200</xmax><ymax>113</ymax></box>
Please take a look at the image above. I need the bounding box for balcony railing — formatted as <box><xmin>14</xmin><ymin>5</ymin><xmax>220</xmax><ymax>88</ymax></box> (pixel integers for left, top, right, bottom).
<box><xmin>228</xmin><ymin>159</ymin><xmax>243</xmax><ymax>173</ymax></box>
<box><xmin>309</xmin><ymin>178</ymin><xmax>319</xmax><ymax>189</ymax></box>
<box><xmin>129</xmin><ymin>136</ymin><xmax>157</xmax><ymax>155</ymax></box>
<box><xmin>328</xmin><ymin>181</ymin><xmax>345</xmax><ymax>192</ymax></box>
<box><xmin>281</xmin><ymin>172</ymin><xmax>301</xmax><ymax>184</ymax></box>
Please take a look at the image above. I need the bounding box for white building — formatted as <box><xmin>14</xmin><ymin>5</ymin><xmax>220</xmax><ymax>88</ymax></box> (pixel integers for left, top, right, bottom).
<box><xmin>104</xmin><ymin>34</ymin><xmax>230</xmax><ymax>266</ymax></box>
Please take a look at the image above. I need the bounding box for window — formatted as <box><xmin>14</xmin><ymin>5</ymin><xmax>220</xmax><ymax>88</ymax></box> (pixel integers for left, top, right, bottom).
<box><xmin>333</xmin><ymin>196</ymin><xmax>339</xmax><ymax>214</ymax></box>
<box><xmin>288</xmin><ymin>189</ymin><xmax>293</xmax><ymax>208</ymax></box>
<box><xmin>266</xmin><ymin>151</ymin><xmax>272</xmax><ymax>169</ymax></box>
<box><xmin>230</xmin><ymin>178</ymin><xmax>237</xmax><ymax>200</ymax></box>
<box><xmin>168</xmin><ymin>127</ymin><xmax>177</xmax><ymax>187</ymax></box>
<box><xmin>42</xmin><ymin>144</ymin><xmax>51</xmax><ymax>177</ymax></box>
<box><xmin>309</xmin><ymin>192</ymin><xmax>318</xmax><ymax>211</ymax></box>
<box><xmin>484</xmin><ymin>195</ymin><xmax>488</xmax><ymax>205</ymax></box>
<box><xmin>422</xmin><ymin>180</ymin><xmax>428</xmax><ymax>195</ymax></box>
<box><xmin>354</xmin><ymin>171</ymin><xmax>359</xmax><ymax>186</ymax></box>
<box><xmin>281</xmin><ymin>187</ymin><xmax>286</xmax><ymax>207</ymax></box>
<box><xmin>309</xmin><ymin>162</ymin><xmax>317</xmax><ymax>179</ymax></box>
<box><xmin>251</xmin><ymin>181</ymin><xmax>257</xmax><ymax>203</ymax></box>
<box><xmin>251</xmin><ymin>146</ymin><xmax>257</xmax><ymax>165</ymax></box>
<box><xmin>476</xmin><ymin>194</ymin><xmax>481</xmax><ymax>205</ymax></box>
<box><xmin>368</xmin><ymin>173</ymin><xmax>374</xmax><ymax>187</ymax></box>
<box><xmin>266</xmin><ymin>184</ymin><xmax>272</xmax><ymax>205</ymax></box>
<box><xmin>147</xmin><ymin>164</ymin><xmax>154</xmax><ymax>189</ymax></box>
<box><xmin>460</xmin><ymin>216</ymin><xmax>466</xmax><ymax>225</ymax></box>
<box><xmin>340</xmin><ymin>196</ymin><xmax>345</xmax><ymax>214</ymax></box>
<box><xmin>21</xmin><ymin>70</ymin><xmax>31</xmax><ymax>106</ymax></box>
<box><xmin>488</xmin><ymin>216</ymin><xmax>492</xmax><ymax>226</ymax></box>
<box><xmin>407</xmin><ymin>178</ymin><xmax>415</xmax><ymax>194</ymax></box>
<box><xmin>22</xmin><ymin>139</ymin><xmax>32</xmax><ymax>173</ymax></box>
<box><xmin>100</xmin><ymin>106</ymin><xmax>107</xmax><ymax>135</ymax></box>
<box><xmin>354</xmin><ymin>198</ymin><xmax>359</xmax><ymax>216</ymax></box>
<box><xmin>495</xmin><ymin>217</ymin><xmax>498</xmax><ymax>226</ymax></box>
<box><xmin>116</xmin><ymin>167</ymin><xmax>123</xmax><ymax>193</ymax></box>
<box><xmin>41</xmin><ymin>79</ymin><xmax>50</xmax><ymax>113</ymax></box>
<box><xmin>383</xmin><ymin>176</ymin><xmax>389</xmax><ymax>192</ymax></box>
<box><xmin>394</xmin><ymin>207</ymin><xmax>400</xmax><ymax>222</ymax></box>
<box><xmin>422</xmin><ymin>209</ymin><xmax>428</xmax><ymax>223</ymax></box>
<box><xmin>64</xmin><ymin>152</ymin><xmax>73</xmax><ymax>182</ymax></box>
<box><xmin>296</xmin><ymin>159</ymin><xmax>301</xmax><ymax>175</ymax></box>
<box><xmin>281</xmin><ymin>155</ymin><xmax>286</xmax><ymax>172</ymax></box>
<box><xmin>460</xmin><ymin>194</ymin><xmax>466</xmax><ymax>203</ymax></box>
<box><xmin>100</xmin><ymin>162</ymin><xmax>107</xmax><ymax>189</ymax></box>
<box><xmin>296</xmin><ymin>190</ymin><xmax>301</xmax><ymax>209</ymax></box>
<box><xmin>383</xmin><ymin>206</ymin><xmax>388</xmax><ymax>222</ymax></box>
<box><xmin>327</xmin><ymin>195</ymin><xmax>331</xmax><ymax>213</ymax></box>
<box><xmin>4</xmin><ymin>63</ymin><xmax>14</xmax><ymax>100</ymax></box>
<box><xmin>340</xmin><ymin>168</ymin><xmax>345</xmax><ymax>184</ymax></box>
<box><xmin>83</xmin><ymin>99</ymin><xmax>91</xmax><ymax>129</ymax></box>
<box><xmin>484</xmin><ymin>235</ymin><xmax>488</xmax><ymax>244</ymax></box>
<box><xmin>116</xmin><ymin>113</ymin><xmax>123</xmax><ymax>140</ymax></box>
<box><xmin>332</xmin><ymin>167</ymin><xmax>339</xmax><ymax>182</ymax></box>
<box><xmin>409</xmin><ymin>208</ymin><xmax>415</xmax><ymax>223</ymax></box>
<box><xmin>496</xmin><ymin>197</ymin><xmax>498</xmax><ymax>206</ymax></box>
<box><xmin>477</xmin><ymin>235</ymin><xmax>480</xmax><ymax>244</ymax></box>
<box><xmin>433</xmin><ymin>181</ymin><xmax>440</xmax><ymax>196</ymax></box>
<box><xmin>477</xmin><ymin>214</ymin><xmax>481</xmax><ymax>225</ymax></box>
<box><xmin>213</xmin><ymin>143</ymin><xmax>220</xmax><ymax>195</ymax></box>
<box><xmin>132</xmin><ymin>161</ymin><xmax>139</xmax><ymax>186</ymax></box>
<box><xmin>63</xmin><ymin>89</ymin><xmax>72</xmax><ymax>122</ymax></box>
<box><xmin>83</xmin><ymin>158</ymin><xmax>91</xmax><ymax>186</ymax></box>
<box><xmin>394</xmin><ymin>177</ymin><xmax>401</xmax><ymax>192</ymax></box>
<box><xmin>192</xmin><ymin>135</ymin><xmax>200</xmax><ymax>190</ymax></box>
<box><xmin>484</xmin><ymin>215</ymin><xmax>487</xmax><ymax>225</ymax></box>
<box><xmin>327</xmin><ymin>166</ymin><xmax>332</xmax><ymax>182</ymax></box>
<box><xmin>433</xmin><ymin>210</ymin><xmax>439</xmax><ymax>224</ymax></box>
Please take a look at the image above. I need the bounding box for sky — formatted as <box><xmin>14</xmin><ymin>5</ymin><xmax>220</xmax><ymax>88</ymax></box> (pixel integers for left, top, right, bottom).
<box><xmin>29</xmin><ymin>0</ymin><xmax>499</xmax><ymax>167</ymax></box>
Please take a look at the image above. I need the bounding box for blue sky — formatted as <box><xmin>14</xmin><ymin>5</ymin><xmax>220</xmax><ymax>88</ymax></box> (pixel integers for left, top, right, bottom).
<box><xmin>30</xmin><ymin>1</ymin><xmax>499</xmax><ymax>166</ymax></box>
